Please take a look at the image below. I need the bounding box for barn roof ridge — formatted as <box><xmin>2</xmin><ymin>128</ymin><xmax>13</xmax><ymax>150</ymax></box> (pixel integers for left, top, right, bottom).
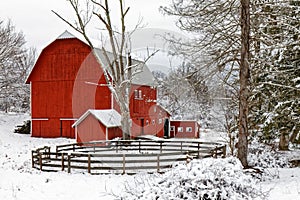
<box><xmin>57</xmin><ymin>30</ymin><xmax>76</xmax><ymax>40</ymax></box>
<box><xmin>56</xmin><ymin>30</ymin><xmax>155</xmax><ymax>86</ymax></box>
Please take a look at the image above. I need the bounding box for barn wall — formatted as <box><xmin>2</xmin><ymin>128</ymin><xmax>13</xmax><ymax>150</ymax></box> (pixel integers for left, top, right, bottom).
<box><xmin>60</xmin><ymin>119</ymin><xmax>75</xmax><ymax>138</ymax></box>
<box><xmin>76</xmin><ymin>115</ymin><xmax>106</xmax><ymax>143</ymax></box>
<box><xmin>170</xmin><ymin>121</ymin><xmax>200</xmax><ymax>138</ymax></box>
<box><xmin>29</xmin><ymin>38</ymin><xmax>112</xmax><ymax>138</ymax></box>
<box><xmin>107</xmin><ymin>127</ymin><xmax>123</xmax><ymax>140</ymax></box>
<box><xmin>130</xmin><ymin>85</ymin><xmax>157</xmax><ymax>117</ymax></box>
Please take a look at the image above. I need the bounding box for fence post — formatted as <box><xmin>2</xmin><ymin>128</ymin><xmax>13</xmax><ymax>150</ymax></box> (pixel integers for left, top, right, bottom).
<box><xmin>139</xmin><ymin>141</ymin><xmax>141</xmax><ymax>153</ymax></box>
<box><xmin>68</xmin><ymin>154</ymin><xmax>71</xmax><ymax>173</ymax></box>
<box><xmin>122</xmin><ymin>154</ymin><xmax>126</xmax><ymax>174</ymax></box>
<box><xmin>56</xmin><ymin>146</ymin><xmax>58</xmax><ymax>158</ymax></box>
<box><xmin>181</xmin><ymin>142</ymin><xmax>183</xmax><ymax>152</ymax></box>
<box><xmin>88</xmin><ymin>154</ymin><xmax>91</xmax><ymax>174</ymax></box>
<box><xmin>222</xmin><ymin>145</ymin><xmax>226</xmax><ymax>158</ymax></box>
<box><xmin>39</xmin><ymin>153</ymin><xmax>42</xmax><ymax>171</ymax></box>
<box><xmin>31</xmin><ymin>151</ymin><xmax>35</xmax><ymax>168</ymax></box>
<box><xmin>157</xmin><ymin>155</ymin><xmax>160</xmax><ymax>173</ymax></box>
<box><xmin>116</xmin><ymin>141</ymin><xmax>119</xmax><ymax>153</ymax></box>
<box><xmin>214</xmin><ymin>146</ymin><xmax>217</xmax><ymax>158</ymax></box>
<box><xmin>197</xmin><ymin>143</ymin><xmax>200</xmax><ymax>158</ymax></box>
<box><xmin>47</xmin><ymin>146</ymin><xmax>50</xmax><ymax>159</ymax></box>
<box><xmin>61</xmin><ymin>153</ymin><xmax>65</xmax><ymax>171</ymax></box>
<box><xmin>160</xmin><ymin>142</ymin><xmax>162</xmax><ymax>153</ymax></box>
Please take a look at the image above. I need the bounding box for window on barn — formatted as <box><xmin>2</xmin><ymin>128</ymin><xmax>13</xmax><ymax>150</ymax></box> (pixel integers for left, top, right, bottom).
<box><xmin>152</xmin><ymin>120</ymin><xmax>155</xmax><ymax>125</ymax></box>
<box><xmin>159</xmin><ymin>118</ymin><xmax>162</xmax><ymax>124</ymax></box>
<box><xmin>186</xmin><ymin>127</ymin><xmax>193</xmax><ymax>132</ymax></box>
<box><xmin>146</xmin><ymin>120</ymin><xmax>149</xmax><ymax>126</ymax></box>
<box><xmin>178</xmin><ymin>127</ymin><xmax>183</xmax><ymax>132</ymax></box>
<box><xmin>134</xmin><ymin>90</ymin><xmax>138</xmax><ymax>99</ymax></box>
<box><xmin>139</xmin><ymin>90</ymin><xmax>142</xmax><ymax>99</ymax></box>
<box><xmin>170</xmin><ymin>126</ymin><xmax>175</xmax><ymax>131</ymax></box>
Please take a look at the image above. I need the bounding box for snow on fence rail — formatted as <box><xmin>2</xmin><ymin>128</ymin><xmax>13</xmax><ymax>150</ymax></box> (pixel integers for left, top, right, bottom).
<box><xmin>32</xmin><ymin>140</ymin><xmax>226</xmax><ymax>174</ymax></box>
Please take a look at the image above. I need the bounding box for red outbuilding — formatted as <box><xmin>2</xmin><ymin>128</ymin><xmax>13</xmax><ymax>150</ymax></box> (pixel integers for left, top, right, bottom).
<box><xmin>26</xmin><ymin>31</ymin><xmax>199</xmax><ymax>142</ymax></box>
<box><xmin>170</xmin><ymin>120</ymin><xmax>200</xmax><ymax>138</ymax></box>
<box><xmin>72</xmin><ymin>109</ymin><xmax>123</xmax><ymax>143</ymax></box>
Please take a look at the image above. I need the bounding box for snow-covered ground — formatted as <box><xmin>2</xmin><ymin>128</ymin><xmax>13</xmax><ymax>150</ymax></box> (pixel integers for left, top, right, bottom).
<box><xmin>0</xmin><ymin>112</ymin><xmax>299</xmax><ymax>199</ymax></box>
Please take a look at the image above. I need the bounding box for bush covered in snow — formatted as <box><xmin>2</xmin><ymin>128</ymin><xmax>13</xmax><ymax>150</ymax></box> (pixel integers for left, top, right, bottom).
<box><xmin>248</xmin><ymin>141</ymin><xmax>289</xmax><ymax>168</ymax></box>
<box><xmin>121</xmin><ymin>157</ymin><xmax>260</xmax><ymax>200</ymax></box>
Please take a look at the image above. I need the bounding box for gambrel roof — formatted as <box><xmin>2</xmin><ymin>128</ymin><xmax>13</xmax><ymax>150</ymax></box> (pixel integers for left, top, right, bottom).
<box><xmin>26</xmin><ymin>31</ymin><xmax>155</xmax><ymax>86</ymax></box>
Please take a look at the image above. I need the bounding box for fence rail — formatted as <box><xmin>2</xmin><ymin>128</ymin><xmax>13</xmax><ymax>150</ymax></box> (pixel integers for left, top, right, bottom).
<box><xmin>32</xmin><ymin>139</ymin><xmax>226</xmax><ymax>174</ymax></box>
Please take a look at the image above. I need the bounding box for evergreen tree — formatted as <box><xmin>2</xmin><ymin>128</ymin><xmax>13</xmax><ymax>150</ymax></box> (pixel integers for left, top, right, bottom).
<box><xmin>249</xmin><ymin>0</ymin><xmax>300</xmax><ymax>148</ymax></box>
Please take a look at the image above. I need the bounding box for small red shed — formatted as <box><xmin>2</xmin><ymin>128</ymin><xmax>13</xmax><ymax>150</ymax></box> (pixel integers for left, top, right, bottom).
<box><xmin>72</xmin><ymin>109</ymin><xmax>122</xmax><ymax>143</ymax></box>
<box><xmin>170</xmin><ymin>120</ymin><xmax>200</xmax><ymax>138</ymax></box>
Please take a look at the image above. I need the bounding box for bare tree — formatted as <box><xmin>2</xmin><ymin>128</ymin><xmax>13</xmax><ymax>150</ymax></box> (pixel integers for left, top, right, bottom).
<box><xmin>0</xmin><ymin>19</ymin><xmax>34</xmax><ymax>112</ymax></box>
<box><xmin>162</xmin><ymin>0</ymin><xmax>251</xmax><ymax>167</ymax></box>
<box><xmin>53</xmin><ymin>0</ymin><xmax>155</xmax><ymax>140</ymax></box>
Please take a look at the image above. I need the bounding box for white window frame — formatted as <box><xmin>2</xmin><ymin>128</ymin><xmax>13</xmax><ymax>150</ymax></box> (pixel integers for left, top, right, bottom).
<box><xmin>186</xmin><ymin>127</ymin><xmax>193</xmax><ymax>132</ymax></box>
<box><xmin>134</xmin><ymin>90</ymin><xmax>139</xmax><ymax>99</ymax></box>
<box><xmin>158</xmin><ymin>118</ymin><xmax>163</xmax><ymax>124</ymax></box>
<box><xmin>178</xmin><ymin>127</ymin><xmax>183</xmax><ymax>132</ymax></box>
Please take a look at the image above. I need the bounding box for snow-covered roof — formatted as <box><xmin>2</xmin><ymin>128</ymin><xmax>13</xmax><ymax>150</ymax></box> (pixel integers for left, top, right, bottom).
<box><xmin>94</xmin><ymin>49</ymin><xmax>155</xmax><ymax>86</ymax></box>
<box><xmin>57</xmin><ymin>30</ymin><xmax>76</xmax><ymax>40</ymax></box>
<box><xmin>72</xmin><ymin>109</ymin><xmax>121</xmax><ymax>128</ymax></box>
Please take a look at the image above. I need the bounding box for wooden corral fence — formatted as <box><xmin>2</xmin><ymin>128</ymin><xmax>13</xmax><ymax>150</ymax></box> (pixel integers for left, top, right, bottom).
<box><xmin>32</xmin><ymin>140</ymin><xmax>226</xmax><ymax>174</ymax></box>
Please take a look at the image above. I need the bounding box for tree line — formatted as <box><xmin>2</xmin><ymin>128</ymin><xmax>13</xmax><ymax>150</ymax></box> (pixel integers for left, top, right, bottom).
<box><xmin>160</xmin><ymin>0</ymin><xmax>300</xmax><ymax>167</ymax></box>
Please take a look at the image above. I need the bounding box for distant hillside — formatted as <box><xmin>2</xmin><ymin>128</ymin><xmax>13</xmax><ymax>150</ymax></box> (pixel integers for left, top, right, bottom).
<box><xmin>148</xmin><ymin>63</ymin><xmax>171</xmax><ymax>76</ymax></box>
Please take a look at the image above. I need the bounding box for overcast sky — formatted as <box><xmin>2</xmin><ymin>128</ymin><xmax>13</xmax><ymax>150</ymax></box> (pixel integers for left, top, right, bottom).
<box><xmin>1</xmin><ymin>0</ymin><xmax>187</xmax><ymax>70</ymax></box>
<box><xmin>1</xmin><ymin>0</ymin><xmax>181</xmax><ymax>50</ymax></box>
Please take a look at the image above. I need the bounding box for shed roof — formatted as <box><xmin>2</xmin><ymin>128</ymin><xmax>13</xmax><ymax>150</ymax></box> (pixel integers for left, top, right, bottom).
<box><xmin>72</xmin><ymin>109</ymin><xmax>121</xmax><ymax>128</ymax></box>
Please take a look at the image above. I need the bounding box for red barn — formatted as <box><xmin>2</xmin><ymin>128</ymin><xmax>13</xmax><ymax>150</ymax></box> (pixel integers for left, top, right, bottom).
<box><xmin>26</xmin><ymin>31</ymin><xmax>199</xmax><ymax>142</ymax></box>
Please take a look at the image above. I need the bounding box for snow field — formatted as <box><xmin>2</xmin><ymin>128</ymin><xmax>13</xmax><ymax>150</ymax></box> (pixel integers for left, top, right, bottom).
<box><xmin>0</xmin><ymin>113</ymin><xmax>299</xmax><ymax>199</ymax></box>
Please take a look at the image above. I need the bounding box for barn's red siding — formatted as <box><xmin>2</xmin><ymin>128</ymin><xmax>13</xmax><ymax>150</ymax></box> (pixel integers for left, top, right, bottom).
<box><xmin>170</xmin><ymin>121</ymin><xmax>200</xmax><ymax>138</ymax></box>
<box><xmin>76</xmin><ymin>114</ymin><xmax>106</xmax><ymax>143</ymax></box>
<box><xmin>28</xmin><ymin>38</ymin><xmax>112</xmax><ymax>138</ymax></box>
<box><xmin>107</xmin><ymin>128</ymin><xmax>123</xmax><ymax>140</ymax></box>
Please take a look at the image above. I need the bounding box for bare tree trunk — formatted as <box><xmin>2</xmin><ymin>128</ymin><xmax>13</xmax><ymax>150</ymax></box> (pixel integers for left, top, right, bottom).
<box><xmin>117</xmin><ymin>86</ymin><xmax>131</xmax><ymax>140</ymax></box>
<box><xmin>290</xmin><ymin>126</ymin><xmax>300</xmax><ymax>144</ymax></box>
<box><xmin>238</xmin><ymin>0</ymin><xmax>250</xmax><ymax>168</ymax></box>
<box><xmin>121</xmin><ymin>110</ymin><xmax>131</xmax><ymax>140</ymax></box>
<box><xmin>279</xmin><ymin>131</ymin><xmax>289</xmax><ymax>150</ymax></box>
